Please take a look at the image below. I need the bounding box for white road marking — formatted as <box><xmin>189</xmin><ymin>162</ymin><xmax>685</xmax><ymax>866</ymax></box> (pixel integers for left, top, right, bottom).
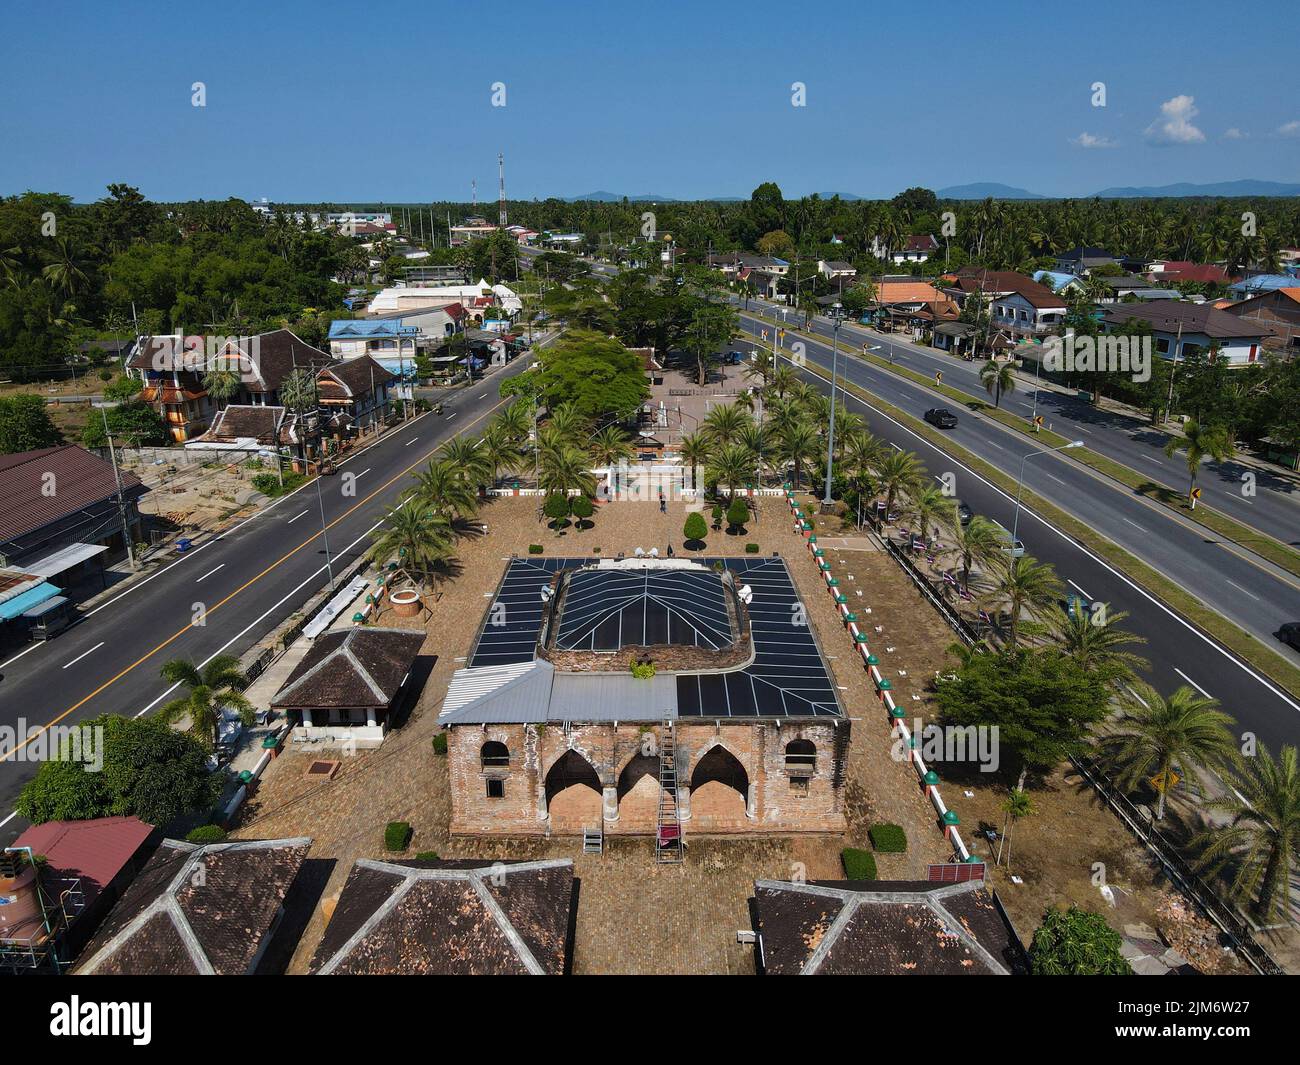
<box><xmin>447</xmin><ymin>412</ymin><xmax>458</xmax><ymax>420</ymax></box>
<box><xmin>1224</xmin><ymin>578</ymin><xmax>1262</xmax><ymax>602</ymax></box>
<box><xmin>62</xmin><ymin>642</ymin><xmax>105</xmax><ymax>670</ymax></box>
<box><xmin>405</xmin><ymin>437</ymin><xmax>420</xmax><ymax>446</ymax></box>
<box><xmin>195</xmin><ymin>564</ymin><xmax>226</xmax><ymax>583</ymax></box>
<box><xmin>1045</xmin><ymin>472</ymin><xmax>1068</xmax><ymax>486</ymax></box>
<box><xmin>287</xmin><ymin>510</ymin><xmax>309</xmax><ymax>524</ymax></box>
<box><xmin>1174</xmin><ymin>668</ymin><xmax>1213</xmax><ymax>697</ymax></box>
<box><xmin>1068</xmin><ymin>579</ymin><xmax>1093</xmax><ymax>599</ymax></box>
<box><xmin>1122</xmin><ymin>518</ymin><xmax>1146</xmax><ymax>532</ymax></box>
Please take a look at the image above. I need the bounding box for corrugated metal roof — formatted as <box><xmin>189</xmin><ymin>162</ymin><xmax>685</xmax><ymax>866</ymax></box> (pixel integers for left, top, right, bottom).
<box><xmin>440</xmin><ymin>660</ymin><xmax>555</xmax><ymax>723</ymax></box>
<box><xmin>551</xmin><ymin>673</ymin><xmax>676</xmax><ymax>722</ymax></box>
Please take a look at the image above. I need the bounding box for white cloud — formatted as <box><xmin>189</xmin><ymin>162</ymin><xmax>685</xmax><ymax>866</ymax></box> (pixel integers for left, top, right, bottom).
<box><xmin>1073</xmin><ymin>132</ymin><xmax>1118</xmax><ymax>149</ymax></box>
<box><xmin>1278</xmin><ymin>120</ymin><xmax>1300</xmax><ymax>138</ymax></box>
<box><xmin>1222</xmin><ymin>127</ymin><xmax>1249</xmax><ymax>140</ymax></box>
<box><xmin>1145</xmin><ymin>95</ymin><xmax>1206</xmax><ymax>145</ymax></box>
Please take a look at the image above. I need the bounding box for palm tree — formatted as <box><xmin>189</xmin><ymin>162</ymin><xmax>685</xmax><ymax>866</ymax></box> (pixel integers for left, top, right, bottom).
<box><xmin>997</xmin><ymin>788</ymin><xmax>1034</xmax><ymax>869</ymax></box>
<box><xmin>158</xmin><ymin>655</ymin><xmax>253</xmax><ymax>749</ymax></box>
<box><xmin>874</xmin><ymin>449</ymin><xmax>924</xmax><ymax>520</ymax></box>
<box><xmin>278</xmin><ymin>367</ymin><xmax>318</xmax><ymax>414</ymax></box>
<box><xmin>979</xmin><ymin>359</ymin><xmax>1016</xmax><ymax>408</ymax></box>
<box><xmin>494</xmin><ymin>401</ymin><xmax>532</xmax><ymax>446</ymax></box>
<box><xmin>990</xmin><ymin>554</ymin><xmax>1061</xmax><ymax>649</ymax></box>
<box><xmin>368</xmin><ymin>502</ymin><xmax>453</xmax><ymax>588</ymax></box>
<box><xmin>544</xmin><ymin>402</ymin><xmax>588</xmax><ymax>443</ymax></box>
<box><xmin>439</xmin><ymin>435</ymin><xmax>491</xmax><ymax>487</ymax></box>
<box><xmin>907</xmin><ymin>484</ymin><xmax>956</xmax><ymax>546</ymax></box>
<box><xmin>777</xmin><ymin>419</ymin><xmax>820</xmax><ymax>488</ymax></box>
<box><xmin>1100</xmin><ymin>683</ymin><xmax>1239</xmax><ymax>821</ymax></box>
<box><xmin>589</xmin><ymin>424</ymin><xmax>636</xmax><ymax>468</ymax></box>
<box><xmin>202</xmin><ymin>368</ymin><xmax>240</xmax><ymax>410</ymax></box>
<box><xmin>702</xmin><ymin>403</ymin><xmax>752</xmax><ymax>449</ymax></box>
<box><xmin>40</xmin><ymin>239</ymin><xmax>91</xmax><ymax>299</ymax></box>
<box><xmin>1049</xmin><ymin>603</ymin><xmax>1149</xmax><ymax>687</ymax></box>
<box><xmin>946</xmin><ymin>514</ymin><xmax>1005</xmax><ymax>593</ymax></box>
<box><xmin>1163</xmin><ymin>418</ymin><xmax>1232</xmax><ymax>508</ymax></box>
<box><xmin>678</xmin><ymin>432</ymin><xmax>712</xmax><ymax>498</ymax></box>
<box><xmin>410</xmin><ymin>458</ymin><xmax>479</xmax><ymax>519</ymax></box>
<box><xmin>705</xmin><ymin>443</ymin><xmax>758</xmax><ymax>502</ymax></box>
<box><xmin>1194</xmin><ymin>744</ymin><xmax>1299</xmax><ymax>924</ymax></box>
<box><xmin>768</xmin><ymin>365</ymin><xmax>797</xmax><ymax>400</ymax></box>
<box><xmin>539</xmin><ymin>443</ymin><xmax>597</xmax><ymax>498</ymax></box>
<box><xmin>478</xmin><ymin>423</ymin><xmax>522</xmax><ymax>488</ymax></box>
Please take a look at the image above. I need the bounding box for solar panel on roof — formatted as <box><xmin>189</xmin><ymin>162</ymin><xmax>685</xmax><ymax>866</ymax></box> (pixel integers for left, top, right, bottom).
<box><xmin>554</xmin><ymin>569</ymin><xmax>732</xmax><ymax>651</ymax></box>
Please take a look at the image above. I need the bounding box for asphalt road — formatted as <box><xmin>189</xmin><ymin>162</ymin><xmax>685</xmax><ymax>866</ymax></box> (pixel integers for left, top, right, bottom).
<box><xmin>747</xmin><ymin>298</ymin><xmax>1300</xmax><ymax>548</ymax></box>
<box><xmin>0</xmin><ymin>353</ymin><xmax>538</xmax><ymax>843</ymax></box>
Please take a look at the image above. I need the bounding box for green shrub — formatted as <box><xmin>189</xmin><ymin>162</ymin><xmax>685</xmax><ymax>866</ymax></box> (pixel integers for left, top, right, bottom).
<box><xmin>726</xmin><ymin>497</ymin><xmax>750</xmax><ymax>529</ymax></box>
<box><xmin>527</xmin><ymin>544</ymin><xmax>543</xmax><ymax>554</ymax></box>
<box><xmin>745</xmin><ymin>542</ymin><xmax>760</xmax><ymax>553</ymax></box>
<box><xmin>711</xmin><ymin>503</ymin><xmax>724</xmax><ymax>526</ymax></box>
<box><xmin>185</xmin><ymin>824</ymin><xmax>228</xmax><ymax>844</ymax></box>
<box><xmin>868</xmin><ymin>823</ymin><xmax>907</xmax><ymax>852</ymax></box>
<box><xmin>842</xmin><ymin>847</ymin><xmax>877</xmax><ymax>880</ymax></box>
<box><xmin>384</xmin><ymin>821</ymin><xmax>412</xmax><ymax>852</ymax></box>
<box><xmin>630</xmin><ymin>661</ymin><xmax>656</xmax><ymax>680</ymax></box>
<box><xmin>570</xmin><ymin>495</ymin><xmax>594</xmax><ymax>525</ymax></box>
<box><xmin>414</xmin><ymin>850</ymin><xmax>441</xmax><ymax>860</ymax></box>
<box><xmin>103</xmin><ymin>375</ymin><xmax>142</xmax><ymax>402</ymax></box>
<box><xmin>542</xmin><ymin>493</ymin><xmax>570</xmax><ymax>524</ymax></box>
<box><xmin>431</xmin><ymin>733</ymin><xmax>448</xmax><ymax>755</ymax></box>
<box><xmin>683</xmin><ymin>512</ymin><xmax>708</xmax><ymax>542</ymax></box>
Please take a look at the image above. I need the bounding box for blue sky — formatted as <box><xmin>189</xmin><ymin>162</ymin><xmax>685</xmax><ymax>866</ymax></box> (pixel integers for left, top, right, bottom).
<box><xmin>3</xmin><ymin>0</ymin><xmax>1298</xmax><ymax>203</ymax></box>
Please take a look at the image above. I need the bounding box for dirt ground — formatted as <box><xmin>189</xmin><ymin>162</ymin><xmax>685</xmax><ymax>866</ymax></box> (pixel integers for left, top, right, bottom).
<box><xmin>233</xmin><ymin>493</ymin><xmax>956</xmax><ymax>974</ymax></box>
<box><xmin>1</xmin><ymin>369</ymin><xmax>127</xmax><ymax>441</ymax></box>
<box><xmin>119</xmin><ymin>451</ymin><xmax>270</xmax><ymax>532</ymax></box>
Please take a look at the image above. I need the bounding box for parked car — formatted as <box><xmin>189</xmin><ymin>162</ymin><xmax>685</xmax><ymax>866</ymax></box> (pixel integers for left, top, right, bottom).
<box><xmin>1276</xmin><ymin>622</ymin><xmax>1300</xmax><ymax>651</ymax></box>
<box><xmin>992</xmin><ymin>521</ymin><xmax>1026</xmax><ymax>557</ymax></box>
<box><xmin>955</xmin><ymin>501</ymin><xmax>973</xmax><ymax>526</ymax></box>
<box><xmin>924</xmin><ymin>407</ymin><xmax>959</xmax><ymax>429</ymax></box>
<box><xmin>1064</xmin><ymin>593</ymin><xmax>1090</xmax><ymax>620</ymax></box>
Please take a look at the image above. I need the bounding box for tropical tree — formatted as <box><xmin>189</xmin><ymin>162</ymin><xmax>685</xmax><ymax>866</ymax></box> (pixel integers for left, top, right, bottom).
<box><xmin>874</xmin><ymin>448</ymin><xmax>924</xmax><ymax>520</ymax></box>
<box><xmin>776</xmin><ymin>419</ymin><xmax>820</xmax><ymax>488</ymax></box>
<box><xmin>367</xmin><ymin>502</ymin><xmax>453</xmax><ymax>588</ymax></box>
<box><xmin>998</xmin><ymin>788</ymin><xmax>1034</xmax><ymax>869</ymax></box>
<box><xmin>705</xmin><ymin>443</ymin><xmax>757</xmax><ymax>501</ymax></box>
<box><xmin>202</xmin><ymin>367</ymin><xmax>240</xmax><ymax>410</ymax></box>
<box><xmin>1029</xmin><ymin>907</ymin><xmax>1133</xmax><ymax>975</ymax></box>
<box><xmin>1194</xmin><ymin>744</ymin><xmax>1300</xmax><ymax>924</ymax></box>
<box><xmin>678</xmin><ymin>432</ymin><xmax>712</xmax><ymax>498</ymax></box>
<box><xmin>158</xmin><ymin>655</ymin><xmax>253</xmax><ymax>749</ymax></box>
<box><xmin>702</xmin><ymin>403</ymin><xmax>752</xmax><ymax>449</ymax></box>
<box><xmin>1049</xmin><ymin>603</ymin><xmax>1148</xmax><ymax>688</ymax></box>
<box><xmin>589</xmin><ymin>423</ymin><xmax>636</xmax><ymax>468</ymax></box>
<box><xmin>946</xmin><ymin>514</ymin><xmax>1006</xmax><ymax>593</ymax></box>
<box><xmin>409</xmin><ymin>458</ymin><xmax>479</xmax><ymax>519</ymax></box>
<box><xmin>907</xmin><ymin>484</ymin><xmax>956</xmax><ymax>546</ymax></box>
<box><xmin>478</xmin><ymin>423</ymin><xmax>522</xmax><ymax>487</ymax></box>
<box><xmin>440</xmin><ymin>434</ymin><xmax>491</xmax><ymax>487</ymax></box>
<box><xmin>989</xmin><ymin>554</ymin><xmax>1062</xmax><ymax>649</ymax></box>
<box><xmin>538</xmin><ymin>443</ymin><xmax>598</xmax><ymax>498</ymax></box>
<box><xmin>768</xmin><ymin>365</ymin><xmax>797</xmax><ymax>399</ymax></box>
<box><xmin>1163</xmin><ymin>418</ymin><xmax>1232</xmax><ymax>508</ymax></box>
<box><xmin>980</xmin><ymin>358</ymin><xmax>1016</xmax><ymax>408</ymax></box>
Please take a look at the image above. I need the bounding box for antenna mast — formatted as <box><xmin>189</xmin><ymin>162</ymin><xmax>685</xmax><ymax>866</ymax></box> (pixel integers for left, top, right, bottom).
<box><xmin>498</xmin><ymin>152</ymin><xmax>507</xmax><ymax>227</ymax></box>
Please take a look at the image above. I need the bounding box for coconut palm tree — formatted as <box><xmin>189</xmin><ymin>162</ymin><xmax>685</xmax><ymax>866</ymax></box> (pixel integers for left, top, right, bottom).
<box><xmin>278</xmin><ymin>367</ymin><xmax>318</xmax><ymax>414</ymax></box>
<box><xmin>874</xmin><ymin>448</ymin><xmax>924</xmax><ymax>521</ymax></box>
<box><xmin>979</xmin><ymin>358</ymin><xmax>1016</xmax><ymax>408</ymax></box>
<box><xmin>538</xmin><ymin>443</ymin><xmax>597</xmax><ymax>498</ymax></box>
<box><xmin>777</xmin><ymin>419</ymin><xmax>820</xmax><ymax>488</ymax></box>
<box><xmin>990</xmin><ymin>554</ymin><xmax>1062</xmax><ymax>649</ymax></box>
<box><xmin>997</xmin><ymin>788</ymin><xmax>1034</xmax><ymax>869</ymax></box>
<box><xmin>589</xmin><ymin>424</ymin><xmax>636</xmax><ymax>468</ymax></box>
<box><xmin>678</xmin><ymin>432</ymin><xmax>712</xmax><ymax>498</ymax></box>
<box><xmin>494</xmin><ymin>401</ymin><xmax>532</xmax><ymax>446</ymax></box>
<box><xmin>368</xmin><ymin>502</ymin><xmax>454</xmax><ymax>589</ymax></box>
<box><xmin>409</xmin><ymin>459</ymin><xmax>479</xmax><ymax>519</ymax></box>
<box><xmin>1100</xmin><ymin>683</ymin><xmax>1239</xmax><ymax>821</ymax></box>
<box><xmin>544</xmin><ymin>402</ymin><xmax>589</xmax><ymax>443</ymax></box>
<box><xmin>477</xmin><ymin>423</ymin><xmax>522</xmax><ymax>488</ymax></box>
<box><xmin>1193</xmin><ymin>744</ymin><xmax>1300</xmax><ymax>924</ymax></box>
<box><xmin>907</xmin><ymin>484</ymin><xmax>957</xmax><ymax>546</ymax></box>
<box><xmin>702</xmin><ymin>403</ymin><xmax>752</xmax><ymax>449</ymax></box>
<box><xmin>40</xmin><ymin>239</ymin><xmax>92</xmax><ymax>299</ymax></box>
<box><xmin>158</xmin><ymin>655</ymin><xmax>253</xmax><ymax>749</ymax></box>
<box><xmin>946</xmin><ymin>515</ymin><xmax>1006</xmax><ymax>593</ymax></box>
<box><xmin>1049</xmin><ymin>603</ymin><xmax>1149</xmax><ymax>688</ymax></box>
<box><xmin>705</xmin><ymin>443</ymin><xmax>758</xmax><ymax>502</ymax></box>
<box><xmin>1163</xmin><ymin>418</ymin><xmax>1232</xmax><ymax>508</ymax></box>
<box><xmin>439</xmin><ymin>435</ymin><xmax>491</xmax><ymax>487</ymax></box>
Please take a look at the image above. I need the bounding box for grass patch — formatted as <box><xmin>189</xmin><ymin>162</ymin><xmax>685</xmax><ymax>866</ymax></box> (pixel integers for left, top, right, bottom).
<box><xmin>796</xmin><ymin>358</ymin><xmax>1300</xmax><ymax>700</ymax></box>
<box><xmin>384</xmin><ymin>821</ymin><xmax>412</xmax><ymax>852</ymax></box>
<box><xmin>431</xmin><ymin>732</ymin><xmax>447</xmax><ymax>755</ymax></box>
<box><xmin>842</xmin><ymin>847</ymin><xmax>877</xmax><ymax>880</ymax></box>
<box><xmin>251</xmin><ymin>471</ymin><xmax>309</xmax><ymax>498</ymax></box>
<box><xmin>868</xmin><ymin>823</ymin><xmax>908</xmax><ymax>852</ymax></box>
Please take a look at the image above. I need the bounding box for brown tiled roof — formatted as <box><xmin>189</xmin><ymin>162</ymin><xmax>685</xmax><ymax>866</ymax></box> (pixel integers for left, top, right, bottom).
<box><xmin>203</xmin><ymin>404</ymin><xmax>285</xmax><ymax>444</ymax></box>
<box><xmin>997</xmin><ymin>277</ymin><xmax>1067</xmax><ymax>309</ymax></box>
<box><xmin>310</xmin><ymin>859</ymin><xmax>574</xmax><ymax>974</ymax></box>
<box><xmin>272</xmin><ymin>627</ymin><xmax>424</xmax><ymax>709</ymax></box>
<box><xmin>76</xmin><ymin>838</ymin><xmax>311</xmax><ymax>975</ymax></box>
<box><xmin>316</xmin><ymin>356</ymin><xmax>396</xmax><ymax>400</ymax></box>
<box><xmin>234</xmin><ymin>329</ymin><xmax>335</xmax><ymax>394</ymax></box>
<box><xmin>875</xmin><ymin>281</ymin><xmax>941</xmax><ymax>305</ymax></box>
<box><xmin>948</xmin><ymin>269</ymin><xmax>1034</xmax><ymax>295</ymax></box>
<box><xmin>0</xmin><ymin>446</ymin><xmax>145</xmax><ymax>546</ymax></box>
<box><xmin>752</xmin><ymin>879</ymin><xmax>1028</xmax><ymax>975</ymax></box>
<box><xmin>902</xmin><ymin>234</ymin><xmax>938</xmax><ymax>253</ymax></box>
<box><xmin>1101</xmin><ymin>300</ymin><xmax>1278</xmax><ymax>339</ymax></box>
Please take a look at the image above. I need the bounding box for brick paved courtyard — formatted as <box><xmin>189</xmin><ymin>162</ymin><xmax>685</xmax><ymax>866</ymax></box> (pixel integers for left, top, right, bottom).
<box><xmin>233</xmin><ymin>494</ymin><xmax>954</xmax><ymax>974</ymax></box>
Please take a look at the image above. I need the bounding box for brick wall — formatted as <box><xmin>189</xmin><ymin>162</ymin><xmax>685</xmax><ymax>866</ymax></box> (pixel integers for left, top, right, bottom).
<box><xmin>447</xmin><ymin>719</ymin><xmax>847</xmax><ymax>837</ymax></box>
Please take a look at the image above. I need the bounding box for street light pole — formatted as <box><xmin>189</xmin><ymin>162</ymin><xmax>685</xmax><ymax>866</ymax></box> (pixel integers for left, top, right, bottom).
<box><xmin>1011</xmin><ymin>440</ymin><xmax>1084</xmax><ymax>541</ymax></box>
<box><xmin>314</xmin><ymin>467</ymin><xmax>336</xmax><ymax>592</ymax></box>
<box><xmin>821</xmin><ymin>303</ymin><xmax>846</xmax><ymax>511</ymax></box>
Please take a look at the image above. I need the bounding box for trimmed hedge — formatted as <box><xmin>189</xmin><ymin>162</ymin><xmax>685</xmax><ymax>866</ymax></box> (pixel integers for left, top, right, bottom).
<box><xmin>384</xmin><ymin>821</ymin><xmax>412</xmax><ymax>852</ymax></box>
<box><xmin>186</xmin><ymin>825</ymin><xmax>228</xmax><ymax>844</ymax></box>
<box><xmin>528</xmin><ymin>544</ymin><xmax>543</xmax><ymax>554</ymax></box>
<box><xmin>414</xmin><ymin>850</ymin><xmax>441</xmax><ymax>861</ymax></box>
<box><xmin>745</xmin><ymin>542</ymin><xmax>760</xmax><ymax>553</ymax></box>
<box><xmin>842</xmin><ymin>847</ymin><xmax>877</xmax><ymax>881</ymax></box>
<box><xmin>431</xmin><ymin>733</ymin><xmax>448</xmax><ymax>755</ymax></box>
<box><xmin>869</xmin><ymin>823</ymin><xmax>908</xmax><ymax>853</ymax></box>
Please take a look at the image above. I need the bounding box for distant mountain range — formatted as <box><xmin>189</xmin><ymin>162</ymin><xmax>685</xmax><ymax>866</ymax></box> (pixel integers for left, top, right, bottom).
<box><xmin>566</xmin><ymin>180</ymin><xmax>1300</xmax><ymax>203</ymax></box>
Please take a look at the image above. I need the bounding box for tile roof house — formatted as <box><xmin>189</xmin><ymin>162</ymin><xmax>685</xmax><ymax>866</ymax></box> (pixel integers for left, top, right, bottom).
<box><xmin>309</xmin><ymin>858</ymin><xmax>576</xmax><ymax>974</ymax></box>
<box><xmin>1101</xmin><ymin>300</ymin><xmax>1277</xmax><ymax>367</ymax></box>
<box><xmin>273</xmin><ymin>626</ymin><xmax>425</xmax><ymax>746</ymax></box>
<box><xmin>75</xmin><ymin>837</ymin><xmax>312</xmax><ymax>975</ymax></box>
<box><xmin>1222</xmin><ymin>287</ymin><xmax>1300</xmax><ymax>358</ymax></box>
<box><xmin>1146</xmin><ymin>261</ymin><xmax>1230</xmax><ymax>286</ymax></box>
<box><xmin>893</xmin><ymin>234</ymin><xmax>939</xmax><ymax>263</ymax></box>
<box><xmin>990</xmin><ymin>277</ymin><xmax>1068</xmax><ymax>338</ymax></box>
<box><xmin>199</xmin><ymin>404</ymin><xmax>286</xmax><ymax>446</ymax></box>
<box><xmin>0</xmin><ymin>446</ymin><xmax>147</xmax><ymax>575</ymax></box>
<box><xmin>749</xmin><ymin>878</ymin><xmax>1029</xmax><ymax>975</ymax></box>
<box><xmin>1053</xmin><ymin>246</ymin><xmax>1118</xmax><ymax>276</ymax></box>
<box><xmin>1229</xmin><ymin>273</ymin><xmax>1300</xmax><ymax>298</ymax></box>
<box><xmin>315</xmin><ymin>355</ymin><xmax>397</xmax><ymax>434</ymax></box>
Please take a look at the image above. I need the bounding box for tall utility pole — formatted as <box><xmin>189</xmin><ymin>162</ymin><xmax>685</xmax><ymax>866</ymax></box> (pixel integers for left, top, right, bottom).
<box><xmin>822</xmin><ymin>303</ymin><xmax>846</xmax><ymax>511</ymax></box>
<box><xmin>101</xmin><ymin>407</ymin><xmax>137</xmax><ymax>571</ymax></box>
<box><xmin>498</xmin><ymin>152</ymin><xmax>507</xmax><ymax>228</ymax></box>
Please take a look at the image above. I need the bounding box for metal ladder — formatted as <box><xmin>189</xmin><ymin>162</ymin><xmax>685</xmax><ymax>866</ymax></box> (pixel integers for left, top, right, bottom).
<box><xmin>655</xmin><ymin>719</ymin><xmax>684</xmax><ymax>864</ymax></box>
<box><xmin>583</xmin><ymin>823</ymin><xmax>604</xmax><ymax>854</ymax></box>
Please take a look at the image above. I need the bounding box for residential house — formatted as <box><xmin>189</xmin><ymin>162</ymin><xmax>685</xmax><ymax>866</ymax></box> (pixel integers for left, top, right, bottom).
<box><xmin>1100</xmin><ymin>300</ymin><xmax>1276</xmax><ymax>367</ymax></box>
<box><xmin>272</xmin><ymin>626</ymin><xmax>425</xmax><ymax>747</ymax></box>
<box><xmin>1222</xmin><ymin>287</ymin><xmax>1300</xmax><ymax>359</ymax></box>
<box><xmin>0</xmin><ymin>445</ymin><xmax>147</xmax><ymax>588</ymax></box>
<box><xmin>75</xmin><ymin>837</ymin><xmax>311</xmax><ymax>975</ymax></box>
<box><xmin>315</xmin><ymin>356</ymin><xmax>396</xmax><ymax>435</ymax></box>
<box><xmin>1146</xmin><ymin>261</ymin><xmax>1230</xmax><ymax>286</ymax></box>
<box><xmin>941</xmin><ymin>268</ymin><xmax>1027</xmax><ymax>312</ymax></box>
<box><xmin>747</xmin><ymin>877</ymin><xmax>1029</xmax><ymax>975</ymax></box>
<box><xmin>309</xmin><ymin>858</ymin><xmax>576</xmax><ymax>974</ymax></box>
<box><xmin>201</xmin><ymin>329</ymin><xmax>337</xmax><ymax>408</ymax></box>
<box><xmin>1053</xmin><ymin>246</ymin><xmax>1118</xmax><ymax>276</ymax></box>
<box><xmin>893</xmin><ymin>234</ymin><xmax>939</xmax><ymax>263</ymax></box>
<box><xmin>932</xmin><ymin>321</ymin><xmax>979</xmax><ymax>356</ymax></box>
<box><xmin>817</xmin><ymin>259</ymin><xmax>857</xmax><ymax>282</ymax></box>
<box><xmin>367</xmin><ymin>280</ymin><xmax>521</xmax><ymax>317</ymax></box>
<box><xmin>990</xmin><ymin>278</ymin><xmax>1067</xmax><ymax>338</ymax></box>
<box><xmin>1229</xmin><ymin>273</ymin><xmax>1300</xmax><ymax>298</ymax></box>
<box><xmin>1032</xmin><ymin>270</ymin><xmax>1087</xmax><ymax>296</ymax></box>
<box><xmin>328</xmin><ymin>319</ymin><xmax>420</xmax><ymax>398</ymax></box>
<box><xmin>1095</xmin><ymin>274</ymin><xmax>1156</xmax><ymax>302</ymax></box>
<box><xmin>127</xmin><ymin>334</ymin><xmax>216</xmax><ymax>442</ymax></box>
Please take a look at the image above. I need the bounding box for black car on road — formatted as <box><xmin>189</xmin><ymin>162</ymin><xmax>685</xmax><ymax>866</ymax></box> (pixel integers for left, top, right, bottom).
<box><xmin>1277</xmin><ymin>622</ymin><xmax>1300</xmax><ymax>652</ymax></box>
<box><xmin>925</xmin><ymin>407</ymin><xmax>958</xmax><ymax>429</ymax></box>
<box><xmin>956</xmin><ymin>500</ymin><xmax>973</xmax><ymax>526</ymax></box>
